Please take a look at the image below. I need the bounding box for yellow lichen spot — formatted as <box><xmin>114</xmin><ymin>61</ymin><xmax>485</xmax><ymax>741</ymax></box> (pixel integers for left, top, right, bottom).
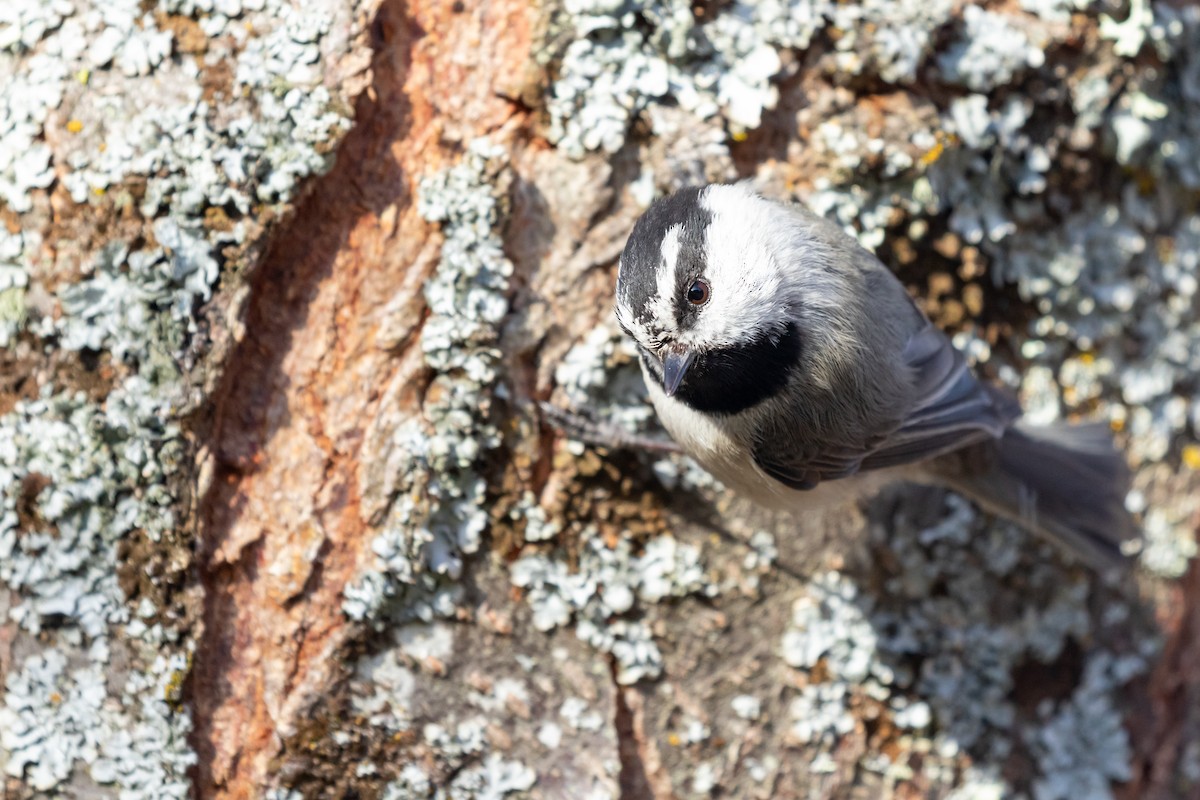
<box><xmin>76</xmin><ymin>68</ymin><xmax>90</xmax><ymax>84</ymax></box>
<box><xmin>919</xmin><ymin>141</ymin><xmax>945</xmax><ymax>167</ymax></box>
<box><xmin>1182</xmin><ymin>444</ymin><xmax>1200</xmax><ymax>471</ymax></box>
<box><xmin>164</xmin><ymin>672</ymin><xmax>184</xmax><ymax>704</ymax></box>
<box><xmin>163</xmin><ymin>653</ymin><xmax>192</xmax><ymax>707</ymax></box>
<box><xmin>667</xmin><ymin>733</ymin><xmax>681</xmax><ymax>747</ymax></box>
<box><xmin>731</xmin><ymin>129</ymin><xmax>749</xmax><ymax>143</ymax></box>
<box><xmin>919</xmin><ymin>132</ymin><xmax>960</xmax><ymax>168</ymax></box>
<box><xmin>1135</xmin><ymin>170</ymin><xmax>1156</xmax><ymax>196</ymax></box>
<box><xmin>1078</xmin><ymin>352</ymin><xmax>1095</xmax><ymax>365</ymax></box>
<box><xmin>67</xmin><ymin>119</ymin><xmax>83</xmax><ymax>134</ymax></box>
<box><xmin>1110</xmin><ymin>417</ymin><xmax>1125</xmax><ymax>433</ymax></box>
<box><xmin>49</xmin><ymin>691</ymin><xmax>63</xmax><ymax>705</ymax></box>
<box><xmin>92</xmin><ymin>186</ymin><xmax>106</xmax><ymax>196</ymax></box>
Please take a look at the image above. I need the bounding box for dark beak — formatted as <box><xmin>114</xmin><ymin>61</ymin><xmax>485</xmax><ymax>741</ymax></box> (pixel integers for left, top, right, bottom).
<box><xmin>661</xmin><ymin>349</ymin><xmax>695</xmax><ymax>397</ymax></box>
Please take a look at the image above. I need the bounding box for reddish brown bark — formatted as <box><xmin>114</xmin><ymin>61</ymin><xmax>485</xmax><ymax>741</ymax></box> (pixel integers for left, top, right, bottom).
<box><xmin>189</xmin><ymin>1</ymin><xmax>533</xmax><ymax>795</ymax></box>
<box><xmin>1123</xmin><ymin>559</ymin><xmax>1200</xmax><ymax>800</ymax></box>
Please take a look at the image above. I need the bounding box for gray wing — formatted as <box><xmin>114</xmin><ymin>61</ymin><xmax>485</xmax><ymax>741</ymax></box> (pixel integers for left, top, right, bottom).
<box><xmin>753</xmin><ymin>321</ymin><xmax>1019</xmax><ymax>491</ymax></box>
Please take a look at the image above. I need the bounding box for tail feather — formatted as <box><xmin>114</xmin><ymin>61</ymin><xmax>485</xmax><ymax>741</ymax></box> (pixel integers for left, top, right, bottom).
<box><xmin>934</xmin><ymin>421</ymin><xmax>1135</xmax><ymax>573</ymax></box>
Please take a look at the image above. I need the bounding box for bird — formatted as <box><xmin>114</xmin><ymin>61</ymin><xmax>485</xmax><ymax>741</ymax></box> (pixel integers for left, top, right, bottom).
<box><xmin>613</xmin><ymin>182</ymin><xmax>1135</xmax><ymax>572</ymax></box>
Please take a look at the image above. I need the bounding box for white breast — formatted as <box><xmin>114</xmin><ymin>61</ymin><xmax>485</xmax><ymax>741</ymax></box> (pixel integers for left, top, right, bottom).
<box><xmin>645</xmin><ymin>375</ymin><xmax>748</xmax><ymax>479</ymax></box>
<box><xmin>643</xmin><ymin>366</ymin><xmax>898</xmax><ymax>513</ymax></box>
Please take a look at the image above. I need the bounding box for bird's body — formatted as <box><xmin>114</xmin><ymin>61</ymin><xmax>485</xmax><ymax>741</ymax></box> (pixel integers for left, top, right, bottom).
<box><xmin>644</xmin><ymin>373</ymin><xmax>900</xmax><ymax>512</ymax></box>
<box><xmin>616</xmin><ymin>184</ymin><xmax>1134</xmax><ymax>571</ymax></box>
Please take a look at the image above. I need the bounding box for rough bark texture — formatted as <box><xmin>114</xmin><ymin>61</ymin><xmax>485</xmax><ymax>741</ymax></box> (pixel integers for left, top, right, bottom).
<box><xmin>192</xmin><ymin>2</ymin><xmax>532</xmax><ymax>792</ymax></box>
<box><xmin>2</xmin><ymin>1</ymin><xmax>1200</xmax><ymax>799</ymax></box>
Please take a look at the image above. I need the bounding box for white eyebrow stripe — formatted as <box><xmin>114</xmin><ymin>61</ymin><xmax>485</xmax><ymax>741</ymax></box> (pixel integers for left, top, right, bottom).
<box><xmin>651</xmin><ymin>225</ymin><xmax>683</xmax><ymax>333</ymax></box>
<box><xmin>659</xmin><ymin>225</ymin><xmax>682</xmax><ymax>280</ymax></box>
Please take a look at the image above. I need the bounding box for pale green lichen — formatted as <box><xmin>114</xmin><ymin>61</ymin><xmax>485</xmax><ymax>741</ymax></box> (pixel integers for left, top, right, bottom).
<box><xmin>0</xmin><ymin>384</ymin><xmax>195</xmax><ymax>796</ymax></box>
<box><xmin>938</xmin><ymin>6</ymin><xmax>1047</xmax><ymax>92</ymax></box>
<box><xmin>803</xmin><ymin>3</ymin><xmax>1200</xmax><ymax>583</ymax></box>
<box><xmin>546</xmin><ymin>0</ymin><xmax>963</xmax><ymax>163</ymax></box>
<box><xmin>772</xmin><ymin>492</ymin><xmax>1148</xmax><ymax>793</ymax></box>
<box><xmin>1026</xmin><ymin>653</ymin><xmax>1141</xmax><ymax>800</ymax></box>
<box><xmin>339</xmin><ymin>139</ymin><xmax>536</xmax><ymax>795</ymax></box>
<box><xmin>827</xmin><ymin>0</ymin><xmax>954</xmax><ymax>84</ymax></box>
<box><xmin>0</xmin><ymin>0</ymin><xmax>368</xmax><ymax>795</ymax></box>
<box><xmin>374</xmin><ymin>717</ymin><xmax>536</xmax><ymax>800</ymax></box>
<box><xmin>1100</xmin><ymin>0</ymin><xmax>1154</xmax><ymax>57</ymax></box>
<box><xmin>380</xmin><ymin>753</ymin><xmax>534</xmax><ymax>800</ymax></box>
<box><xmin>546</xmin><ymin>0</ymin><xmax>832</xmax><ymax>157</ymax></box>
<box><xmin>0</xmin><ymin>628</ymin><xmax>195</xmax><ymax>798</ymax></box>
<box><xmin>4</xmin><ymin>0</ymin><xmax>354</xmax><ymax>357</ymax></box>
<box><xmin>345</xmin><ymin>139</ymin><xmax>512</xmax><ymax>624</ymax></box>
<box><xmin>0</xmin><ymin>383</ymin><xmax>179</xmax><ymax>638</ymax></box>
<box><xmin>2</xmin><ymin>1</ymin><xmax>1195</xmax><ymax>796</ymax></box>
<box><xmin>0</xmin><ymin>651</ymin><xmax>107</xmax><ymax>792</ymax></box>
<box><xmin>511</xmin><ymin>532</ymin><xmax>716</xmax><ymax>684</ymax></box>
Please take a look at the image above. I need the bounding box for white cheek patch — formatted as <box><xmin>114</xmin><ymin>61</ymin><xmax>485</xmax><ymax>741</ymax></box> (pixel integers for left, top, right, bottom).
<box><xmin>674</xmin><ymin>185</ymin><xmax>787</xmax><ymax>348</ymax></box>
<box><xmin>689</xmin><ymin>184</ymin><xmax>863</xmax><ymax>386</ymax></box>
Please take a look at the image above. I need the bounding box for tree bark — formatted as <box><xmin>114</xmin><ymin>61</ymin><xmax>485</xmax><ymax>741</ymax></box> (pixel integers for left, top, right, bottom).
<box><xmin>2</xmin><ymin>1</ymin><xmax>1199</xmax><ymax>799</ymax></box>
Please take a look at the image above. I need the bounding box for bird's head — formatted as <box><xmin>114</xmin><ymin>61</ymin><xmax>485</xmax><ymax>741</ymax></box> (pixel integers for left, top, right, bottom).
<box><xmin>615</xmin><ymin>184</ymin><xmax>812</xmax><ymax>415</ymax></box>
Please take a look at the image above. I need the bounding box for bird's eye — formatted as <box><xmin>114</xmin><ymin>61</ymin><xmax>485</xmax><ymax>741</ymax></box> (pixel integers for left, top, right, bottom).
<box><xmin>686</xmin><ymin>278</ymin><xmax>710</xmax><ymax>306</ymax></box>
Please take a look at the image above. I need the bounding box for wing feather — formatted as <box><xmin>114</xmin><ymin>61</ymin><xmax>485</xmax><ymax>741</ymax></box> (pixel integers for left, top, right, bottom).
<box><xmin>753</xmin><ymin>322</ymin><xmax>1018</xmax><ymax>490</ymax></box>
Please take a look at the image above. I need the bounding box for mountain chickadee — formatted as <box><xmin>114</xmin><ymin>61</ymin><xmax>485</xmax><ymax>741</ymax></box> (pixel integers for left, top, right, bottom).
<box><xmin>615</xmin><ymin>183</ymin><xmax>1134</xmax><ymax>571</ymax></box>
